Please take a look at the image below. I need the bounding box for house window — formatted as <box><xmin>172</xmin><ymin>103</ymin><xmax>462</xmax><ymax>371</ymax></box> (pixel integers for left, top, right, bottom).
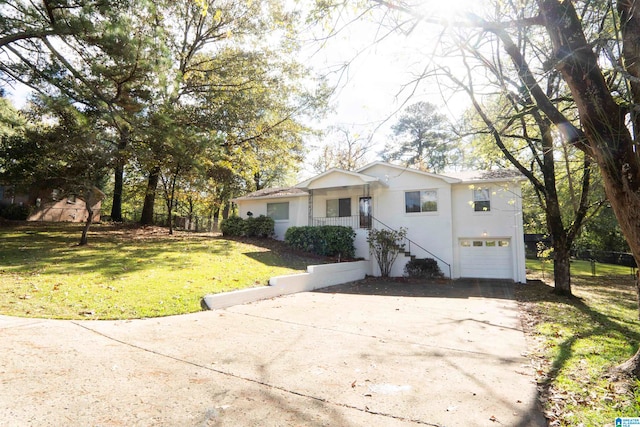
<box><xmin>267</xmin><ymin>202</ymin><xmax>289</xmax><ymax>220</ymax></box>
<box><xmin>473</xmin><ymin>188</ymin><xmax>491</xmax><ymax>212</ymax></box>
<box><xmin>51</xmin><ymin>189</ymin><xmax>61</xmax><ymax>201</ymax></box>
<box><xmin>67</xmin><ymin>194</ymin><xmax>77</xmax><ymax>204</ymax></box>
<box><xmin>327</xmin><ymin>198</ymin><xmax>351</xmax><ymax>217</ymax></box>
<box><xmin>405</xmin><ymin>190</ymin><xmax>437</xmax><ymax>213</ymax></box>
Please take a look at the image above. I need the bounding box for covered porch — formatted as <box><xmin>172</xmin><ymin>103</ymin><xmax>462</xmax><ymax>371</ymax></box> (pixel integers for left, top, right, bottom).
<box><xmin>296</xmin><ymin>168</ymin><xmax>387</xmax><ymax>231</ymax></box>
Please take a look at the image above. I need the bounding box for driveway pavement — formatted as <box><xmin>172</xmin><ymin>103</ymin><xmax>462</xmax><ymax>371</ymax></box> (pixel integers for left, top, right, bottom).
<box><xmin>0</xmin><ymin>279</ymin><xmax>546</xmax><ymax>426</ymax></box>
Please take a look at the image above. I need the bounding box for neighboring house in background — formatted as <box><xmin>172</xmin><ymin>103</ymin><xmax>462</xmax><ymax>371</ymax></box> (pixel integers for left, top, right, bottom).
<box><xmin>233</xmin><ymin>162</ymin><xmax>527</xmax><ymax>282</ymax></box>
<box><xmin>0</xmin><ymin>184</ymin><xmax>102</xmax><ymax>223</ymax></box>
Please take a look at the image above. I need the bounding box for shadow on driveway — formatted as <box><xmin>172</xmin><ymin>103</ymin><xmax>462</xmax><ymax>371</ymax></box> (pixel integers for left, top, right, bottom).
<box><xmin>315</xmin><ymin>277</ymin><xmax>520</xmax><ymax>299</ymax></box>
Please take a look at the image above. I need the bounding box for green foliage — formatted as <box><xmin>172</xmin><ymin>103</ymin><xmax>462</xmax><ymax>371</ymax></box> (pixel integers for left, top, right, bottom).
<box><xmin>284</xmin><ymin>225</ymin><xmax>355</xmax><ymax>258</ymax></box>
<box><xmin>574</xmin><ymin>205</ymin><xmax>629</xmax><ymax>252</ymax></box>
<box><xmin>518</xmin><ymin>277</ymin><xmax>640</xmax><ymax>424</ymax></box>
<box><xmin>244</xmin><ymin>215</ymin><xmax>275</xmax><ymax>238</ymax></box>
<box><xmin>404</xmin><ymin>258</ymin><xmax>443</xmax><ymax>279</ymax></box>
<box><xmin>220</xmin><ymin>215</ymin><xmax>245</xmax><ymax>237</ymax></box>
<box><xmin>382</xmin><ymin>102</ymin><xmax>458</xmax><ymax>173</ymax></box>
<box><xmin>367</xmin><ymin>227</ymin><xmax>406</xmax><ymax>277</ymax></box>
<box><xmin>0</xmin><ymin>203</ymin><xmax>30</xmax><ymax>220</ymax></box>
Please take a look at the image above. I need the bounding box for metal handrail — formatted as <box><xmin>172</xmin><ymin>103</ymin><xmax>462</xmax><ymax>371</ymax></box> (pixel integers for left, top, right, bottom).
<box><xmin>371</xmin><ymin>216</ymin><xmax>452</xmax><ymax>279</ymax></box>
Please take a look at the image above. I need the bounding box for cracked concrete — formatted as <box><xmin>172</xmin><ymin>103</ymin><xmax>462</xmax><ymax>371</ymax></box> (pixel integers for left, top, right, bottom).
<box><xmin>0</xmin><ymin>280</ymin><xmax>546</xmax><ymax>426</ymax></box>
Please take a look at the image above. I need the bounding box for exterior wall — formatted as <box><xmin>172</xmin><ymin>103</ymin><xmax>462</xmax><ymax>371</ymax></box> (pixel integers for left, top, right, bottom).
<box><xmin>234</xmin><ymin>164</ymin><xmax>526</xmax><ymax>282</ymax></box>
<box><xmin>236</xmin><ymin>195</ymin><xmax>308</xmax><ymax>240</ymax></box>
<box><xmin>365</xmin><ymin>165</ymin><xmax>455</xmax><ymax>277</ymax></box>
<box><xmin>0</xmin><ymin>185</ymin><xmax>101</xmax><ymax>223</ymax></box>
<box><xmin>28</xmin><ymin>198</ymin><xmax>101</xmax><ymax>223</ymax></box>
<box><xmin>306</xmin><ymin>173</ymin><xmax>372</xmax><ymax>189</ymax></box>
<box><xmin>202</xmin><ymin>261</ymin><xmax>371</xmax><ymax>309</ymax></box>
<box><xmin>451</xmin><ymin>181</ymin><xmax>526</xmax><ymax>282</ymax></box>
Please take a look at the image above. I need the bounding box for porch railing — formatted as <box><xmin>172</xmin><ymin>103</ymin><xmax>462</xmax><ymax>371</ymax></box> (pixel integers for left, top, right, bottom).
<box><xmin>312</xmin><ymin>215</ymin><xmax>363</xmax><ymax>228</ymax></box>
<box><xmin>371</xmin><ymin>216</ymin><xmax>452</xmax><ymax>279</ymax></box>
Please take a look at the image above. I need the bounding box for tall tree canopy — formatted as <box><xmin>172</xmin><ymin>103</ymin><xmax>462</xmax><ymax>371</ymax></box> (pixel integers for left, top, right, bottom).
<box><xmin>0</xmin><ymin>0</ymin><xmax>328</xmax><ymax>228</ymax></box>
<box><xmin>382</xmin><ymin>101</ymin><xmax>457</xmax><ymax>173</ymax></box>
<box><xmin>340</xmin><ymin>0</ymin><xmax>640</xmax><ymax>376</ymax></box>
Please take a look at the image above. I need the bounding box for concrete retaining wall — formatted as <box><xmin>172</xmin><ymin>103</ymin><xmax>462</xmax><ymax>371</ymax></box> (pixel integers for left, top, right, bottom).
<box><xmin>202</xmin><ymin>260</ymin><xmax>371</xmax><ymax>310</ymax></box>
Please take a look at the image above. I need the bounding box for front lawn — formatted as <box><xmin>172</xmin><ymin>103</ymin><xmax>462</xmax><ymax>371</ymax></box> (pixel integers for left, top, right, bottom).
<box><xmin>526</xmin><ymin>257</ymin><xmax>636</xmax><ymax>277</ymax></box>
<box><xmin>0</xmin><ymin>223</ymin><xmax>323</xmax><ymax>320</ymax></box>
<box><xmin>519</xmin><ymin>264</ymin><xmax>640</xmax><ymax>425</ymax></box>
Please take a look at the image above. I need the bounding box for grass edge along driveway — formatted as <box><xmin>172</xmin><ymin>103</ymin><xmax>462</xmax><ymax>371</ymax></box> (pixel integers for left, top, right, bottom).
<box><xmin>0</xmin><ymin>223</ymin><xmax>324</xmax><ymax>320</ymax></box>
<box><xmin>521</xmin><ymin>260</ymin><xmax>640</xmax><ymax>425</ymax></box>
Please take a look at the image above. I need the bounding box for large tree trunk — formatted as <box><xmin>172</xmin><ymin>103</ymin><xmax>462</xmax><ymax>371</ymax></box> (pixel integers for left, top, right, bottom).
<box><xmin>111</xmin><ymin>161</ymin><xmax>124</xmax><ymax>221</ymax></box>
<box><xmin>80</xmin><ymin>200</ymin><xmax>93</xmax><ymax>246</ymax></box>
<box><xmin>110</xmin><ymin>127</ymin><xmax>129</xmax><ymax>222</ymax></box>
<box><xmin>538</xmin><ymin>0</ymin><xmax>640</xmax><ymax>375</ymax></box>
<box><xmin>140</xmin><ymin>166</ymin><xmax>160</xmax><ymax>225</ymax></box>
<box><xmin>552</xmin><ymin>241</ymin><xmax>571</xmax><ymax>296</ymax></box>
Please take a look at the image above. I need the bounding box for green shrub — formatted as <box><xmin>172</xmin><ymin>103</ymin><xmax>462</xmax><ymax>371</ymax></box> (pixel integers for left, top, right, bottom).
<box><xmin>220</xmin><ymin>215</ymin><xmax>245</xmax><ymax>236</ymax></box>
<box><xmin>244</xmin><ymin>215</ymin><xmax>274</xmax><ymax>238</ymax></box>
<box><xmin>367</xmin><ymin>227</ymin><xmax>406</xmax><ymax>277</ymax></box>
<box><xmin>0</xmin><ymin>203</ymin><xmax>30</xmax><ymax>220</ymax></box>
<box><xmin>285</xmin><ymin>225</ymin><xmax>355</xmax><ymax>258</ymax></box>
<box><xmin>404</xmin><ymin>258</ymin><xmax>443</xmax><ymax>279</ymax></box>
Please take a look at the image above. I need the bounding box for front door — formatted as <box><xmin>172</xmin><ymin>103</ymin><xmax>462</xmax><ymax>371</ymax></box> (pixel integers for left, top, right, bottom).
<box><xmin>359</xmin><ymin>197</ymin><xmax>371</xmax><ymax>229</ymax></box>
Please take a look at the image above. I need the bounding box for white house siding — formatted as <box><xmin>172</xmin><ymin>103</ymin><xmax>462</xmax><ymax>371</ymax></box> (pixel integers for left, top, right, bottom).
<box><xmin>236</xmin><ymin>195</ymin><xmax>308</xmax><ymax>240</ymax></box>
<box><xmin>362</xmin><ymin>164</ymin><xmax>455</xmax><ymax>277</ymax></box>
<box><xmin>451</xmin><ymin>181</ymin><xmax>526</xmax><ymax>282</ymax></box>
<box><xmin>233</xmin><ymin>163</ymin><xmax>527</xmax><ymax>282</ymax></box>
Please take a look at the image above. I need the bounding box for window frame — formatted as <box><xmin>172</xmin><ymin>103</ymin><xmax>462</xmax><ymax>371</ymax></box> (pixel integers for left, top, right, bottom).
<box><xmin>266</xmin><ymin>202</ymin><xmax>289</xmax><ymax>221</ymax></box>
<box><xmin>326</xmin><ymin>197</ymin><xmax>352</xmax><ymax>218</ymax></box>
<box><xmin>473</xmin><ymin>188</ymin><xmax>491</xmax><ymax>212</ymax></box>
<box><xmin>405</xmin><ymin>189</ymin><xmax>438</xmax><ymax>214</ymax></box>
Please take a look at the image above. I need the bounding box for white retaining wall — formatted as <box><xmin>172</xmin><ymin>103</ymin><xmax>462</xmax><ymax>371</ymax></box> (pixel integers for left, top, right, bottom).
<box><xmin>202</xmin><ymin>260</ymin><xmax>371</xmax><ymax>310</ymax></box>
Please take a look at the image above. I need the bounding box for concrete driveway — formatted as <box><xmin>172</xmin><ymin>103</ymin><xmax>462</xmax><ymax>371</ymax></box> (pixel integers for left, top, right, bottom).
<box><xmin>0</xmin><ymin>279</ymin><xmax>545</xmax><ymax>427</ymax></box>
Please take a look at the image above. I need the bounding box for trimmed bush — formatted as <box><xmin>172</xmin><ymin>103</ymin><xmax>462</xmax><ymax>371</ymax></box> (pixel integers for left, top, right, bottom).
<box><xmin>220</xmin><ymin>215</ymin><xmax>245</xmax><ymax>237</ymax></box>
<box><xmin>285</xmin><ymin>225</ymin><xmax>355</xmax><ymax>259</ymax></box>
<box><xmin>0</xmin><ymin>203</ymin><xmax>30</xmax><ymax>220</ymax></box>
<box><xmin>244</xmin><ymin>215</ymin><xmax>274</xmax><ymax>238</ymax></box>
<box><xmin>404</xmin><ymin>258</ymin><xmax>444</xmax><ymax>279</ymax></box>
<box><xmin>367</xmin><ymin>227</ymin><xmax>406</xmax><ymax>277</ymax></box>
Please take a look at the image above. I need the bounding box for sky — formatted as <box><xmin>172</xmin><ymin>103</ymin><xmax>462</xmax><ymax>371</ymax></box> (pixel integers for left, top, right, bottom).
<box><xmin>296</xmin><ymin>0</ymin><xmax>481</xmax><ymax>177</ymax></box>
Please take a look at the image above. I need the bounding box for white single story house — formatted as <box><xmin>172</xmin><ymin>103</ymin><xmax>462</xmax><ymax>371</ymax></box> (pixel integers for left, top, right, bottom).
<box><xmin>233</xmin><ymin>162</ymin><xmax>527</xmax><ymax>282</ymax></box>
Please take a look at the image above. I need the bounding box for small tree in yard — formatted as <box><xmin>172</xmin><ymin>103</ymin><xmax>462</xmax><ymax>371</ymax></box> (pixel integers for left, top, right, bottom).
<box><xmin>367</xmin><ymin>228</ymin><xmax>407</xmax><ymax>277</ymax></box>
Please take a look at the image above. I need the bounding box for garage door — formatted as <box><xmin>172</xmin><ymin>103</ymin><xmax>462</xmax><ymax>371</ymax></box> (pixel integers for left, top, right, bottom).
<box><xmin>459</xmin><ymin>238</ymin><xmax>513</xmax><ymax>279</ymax></box>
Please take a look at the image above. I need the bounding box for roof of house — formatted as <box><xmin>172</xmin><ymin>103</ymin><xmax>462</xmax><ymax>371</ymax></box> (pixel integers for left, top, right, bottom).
<box><xmin>296</xmin><ymin>168</ymin><xmax>381</xmax><ymax>189</ymax></box>
<box><xmin>233</xmin><ymin>164</ymin><xmax>524</xmax><ymax>201</ymax></box>
<box><xmin>442</xmin><ymin>169</ymin><xmax>525</xmax><ymax>183</ymax></box>
<box><xmin>356</xmin><ymin>161</ymin><xmax>460</xmax><ymax>184</ymax></box>
<box><xmin>232</xmin><ymin>187</ymin><xmax>308</xmax><ymax>201</ymax></box>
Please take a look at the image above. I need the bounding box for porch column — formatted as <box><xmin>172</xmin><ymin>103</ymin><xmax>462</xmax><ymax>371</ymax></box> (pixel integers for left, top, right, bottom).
<box><xmin>307</xmin><ymin>189</ymin><xmax>313</xmax><ymax>226</ymax></box>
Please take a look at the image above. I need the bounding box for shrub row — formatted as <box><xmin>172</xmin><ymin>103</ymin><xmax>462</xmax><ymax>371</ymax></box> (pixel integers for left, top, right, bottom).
<box><xmin>284</xmin><ymin>225</ymin><xmax>355</xmax><ymax>259</ymax></box>
<box><xmin>220</xmin><ymin>215</ymin><xmax>275</xmax><ymax>238</ymax></box>
<box><xmin>404</xmin><ymin>258</ymin><xmax>444</xmax><ymax>279</ymax></box>
<box><xmin>0</xmin><ymin>203</ymin><xmax>30</xmax><ymax>220</ymax></box>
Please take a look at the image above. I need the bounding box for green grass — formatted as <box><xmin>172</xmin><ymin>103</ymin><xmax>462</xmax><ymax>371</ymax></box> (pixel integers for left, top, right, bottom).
<box><xmin>526</xmin><ymin>257</ymin><xmax>637</xmax><ymax>277</ymax></box>
<box><xmin>519</xmin><ymin>265</ymin><xmax>640</xmax><ymax>425</ymax></box>
<box><xmin>0</xmin><ymin>223</ymin><xmax>323</xmax><ymax>320</ymax></box>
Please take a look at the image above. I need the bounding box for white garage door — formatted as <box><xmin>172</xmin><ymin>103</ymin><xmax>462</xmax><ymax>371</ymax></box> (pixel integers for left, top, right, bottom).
<box><xmin>459</xmin><ymin>238</ymin><xmax>513</xmax><ymax>279</ymax></box>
